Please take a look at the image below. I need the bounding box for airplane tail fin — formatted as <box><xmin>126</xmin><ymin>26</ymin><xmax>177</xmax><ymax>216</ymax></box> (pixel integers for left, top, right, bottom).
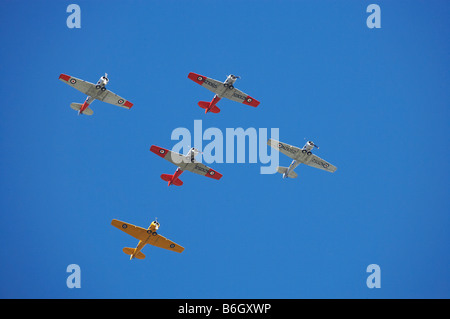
<box><xmin>122</xmin><ymin>247</ymin><xmax>146</xmax><ymax>260</ymax></box>
<box><xmin>160</xmin><ymin>174</ymin><xmax>183</xmax><ymax>186</ymax></box>
<box><xmin>276</xmin><ymin>166</ymin><xmax>298</xmax><ymax>178</ymax></box>
<box><xmin>198</xmin><ymin>101</ymin><xmax>221</xmax><ymax>114</ymax></box>
<box><xmin>70</xmin><ymin>103</ymin><xmax>93</xmax><ymax>115</ymax></box>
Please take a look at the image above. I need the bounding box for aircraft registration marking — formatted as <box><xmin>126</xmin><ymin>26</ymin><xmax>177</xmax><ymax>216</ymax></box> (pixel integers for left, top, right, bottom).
<box><xmin>278</xmin><ymin>143</ymin><xmax>299</xmax><ymax>155</ymax></box>
<box><xmin>311</xmin><ymin>158</ymin><xmax>330</xmax><ymax>168</ymax></box>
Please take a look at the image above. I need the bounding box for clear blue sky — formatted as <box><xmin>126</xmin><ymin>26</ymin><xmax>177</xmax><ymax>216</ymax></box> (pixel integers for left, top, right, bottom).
<box><xmin>0</xmin><ymin>0</ymin><xmax>448</xmax><ymax>298</ymax></box>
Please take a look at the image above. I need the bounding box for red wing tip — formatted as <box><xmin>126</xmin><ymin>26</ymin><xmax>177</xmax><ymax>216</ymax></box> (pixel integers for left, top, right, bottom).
<box><xmin>243</xmin><ymin>96</ymin><xmax>260</xmax><ymax>107</ymax></box>
<box><xmin>188</xmin><ymin>72</ymin><xmax>199</xmax><ymax>78</ymax></box>
<box><xmin>188</xmin><ymin>72</ymin><xmax>206</xmax><ymax>85</ymax></box>
<box><xmin>59</xmin><ymin>74</ymin><xmax>71</xmax><ymax>81</ymax></box>
<box><xmin>124</xmin><ymin>101</ymin><xmax>133</xmax><ymax>108</ymax></box>
<box><xmin>150</xmin><ymin>145</ymin><xmax>168</xmax><ymax>158</ymax></box>
<box><xmin>207</xmin><ymin>169</ymin><xmax>223</xmax><ymax>180</ymax></box>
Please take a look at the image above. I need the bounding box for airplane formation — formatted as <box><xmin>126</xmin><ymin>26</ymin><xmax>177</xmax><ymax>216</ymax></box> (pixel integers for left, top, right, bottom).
<box><xmin>59</xmin><ymin>72</ymin><xmax>337</xmax><ymax>261</ymax></box>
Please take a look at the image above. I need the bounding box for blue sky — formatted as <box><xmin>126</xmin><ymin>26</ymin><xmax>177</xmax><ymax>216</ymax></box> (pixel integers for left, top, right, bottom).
<box><xmin>0</xmin><ymin>0</ymin><xmax>449</xmax><ymax>298</ymax></box>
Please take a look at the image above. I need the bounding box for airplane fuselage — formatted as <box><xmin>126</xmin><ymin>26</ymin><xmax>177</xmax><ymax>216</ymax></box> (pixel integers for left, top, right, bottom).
<box><xmin>224</xmin><ymin>75</ymin><xmax>238</xmax><ymax>87</ymax></box>
<box><xmin>283</xmin><ymin>159</ymin><xmax>298</xmax><ymax>178</ymax></box>
<box><xmin>283</xmin><ymin>141</ymin><xmax>317</xmax><ymax>178</ymax></box>
<box><xmin>203</xmin><ymin>75</ymin><xmax>240</xmax><ymax>113</ymax></box>
<box><xmin>130</xmin><ymin>221</ymin><xmax>159</xmax><ymax>260</ymax></box>
<box><xmin>167</xmin><ymin>148</ymin><xmax>199</xmax><ymax>184</ymax></box>
<box><xmin>215</xmin><ymin>75</ymin><xmax>239</xmax><ymax>98</ymax></box>
<box><xmin>79</xmin><ymin>75</ymin><xmax>109</xmax><ymax>114</ymax></box>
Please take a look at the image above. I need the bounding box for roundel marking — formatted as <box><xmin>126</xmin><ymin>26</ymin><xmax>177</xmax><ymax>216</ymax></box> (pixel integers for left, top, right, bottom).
<box><xmin>247</xmin><ymin>98</ymin><xmax>252</xmax><ymax>103</ymax></box>
<box><xmin>70</xmin><ymin>79</ymin><xmax>76</xmax><ymax>84</ymax></box>
<box><xmin>118</xmin><ymin>99</ymin><xmax>124</xmax><ymax>104</ymax></box>
<box><xmin>122</xmin><ymin>224</ymin><xmax>128</xmax><ymax>229</ymax></box>
<box><xmin>159</xmin><ymin>149</ymin><xmax>165</xmax><ymax>154</ymax></box>
<box><xmin>147</xmin><ymin>230</ymin><xmax>152</xmax><ymax>234</ymax></box>
<box><xmin>209</xmin><ymin>171</ymin><xmax>215</xmax><ymax>175</ymax></box>
<box><xmin>170</xmin><ymin>244</ymin><xmax>175</xmax><ymax>248</ymax></box>
<box><xmin>197</xmin><ymin>76</ymin><xmax>203</xmax><ymax>81</ymax></box>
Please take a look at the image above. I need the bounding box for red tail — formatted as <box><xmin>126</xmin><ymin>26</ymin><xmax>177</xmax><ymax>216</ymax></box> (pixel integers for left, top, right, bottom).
<box><xmin>160</xmin><ymin>174</ymin><xmax>172</xmax><ymax>182</ymax></box>
<box><xmin>198</xmin><ymin>101</ymin><xmax>210</xmax><ymax>110</ymax></box>
<box><xmin>209</xmin><ymin>106</ymin><xmax>220</xmax><ymax>113</ymax></box>
<box><xmin>171</xmin><ymin>178</ymin><xmax>183</xmax><ymax>186</ymax></box>
<box><xmin>198</xmin><ymin>95</ymin><xmax>221</xmax><ymax>114</ymax></box>
<box><xmin>160</xmin><ymin>169</ymin><xmax>184</xmax><ymax>186</ymax></box>
<box><xmin>198</xmin><ymin>101</ymin><xmax>221</xmax><ymax>114</ymax></box>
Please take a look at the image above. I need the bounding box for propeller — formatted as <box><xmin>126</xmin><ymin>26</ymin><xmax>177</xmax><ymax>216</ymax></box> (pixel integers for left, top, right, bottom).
<box><xmin>305</xmin><ymin>139</ymin><xmax>319</xmax><ymax>149</ymax></box>
<box><xmin>187</xmin><ymin>145</ymin><xmax>203</xmax><ymax>154</ymax></box>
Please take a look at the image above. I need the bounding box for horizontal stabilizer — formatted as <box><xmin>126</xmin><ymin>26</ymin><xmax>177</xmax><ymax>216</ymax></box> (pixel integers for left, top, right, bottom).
<box><xmin>210</xmin><ymin>106</ymin><xmax>220</xmax><ymax>113</ymax></box>
<box><xmin>70</xmin><ymin>103</ymin><xmax>93</xmax><ymax>115</ymax></box>
<box><xmin>172</xmin><ymin>178</ymin><xmax>183</xmax><ymax>186</ymax></box>
<box><xmin>70</xmin><ymin>103</ymin><xmax>82</xmax><ymax>111</ymax></box>
<box><xmin>288</xmin><ymin>171</ymin><xmax>298</xmax><ymax>178</ymax></box>
<box><xmin>277</xmin><ymin>166</ymin><xmax>298</xmax><ymax>178</ymax></box>
<box><xmin>123</xmin><ymin>247</ymin><xmax>145</xmax><ymax>259</ymax></box>
<box><xmin>134</xmin><ymin>251</ymin><xmax>146</xmax><ymax>259</ymax></box>
<box><xmin>198</xmin><ymin>101</ymin><xmax>221</xmax><ymax>114</ymax></box>
<box><xmin>160</xmin><ymin>174</ymin><xmax>172</xmax><ymax>182</ymax></box>
<box><xmin>160</xmin><ymin>174</ymin><xmax>183</xmax><ymax>186</ymax></box>
<box><xmin>123</xmin><ymin>247</ymin><xmax>134</xmax><ymax>255</ymax></box>
<box><xmin>198</xmin><ymin>101</ymin><xmax>210</xmax><ymax>109</ymax></box>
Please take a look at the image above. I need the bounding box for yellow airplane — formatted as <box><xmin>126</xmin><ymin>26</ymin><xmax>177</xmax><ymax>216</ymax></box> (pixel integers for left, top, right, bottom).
<box><xmin>111</xmin><ymin>219</ymin><xmax>184</xmax><ymax>260</ymax></box>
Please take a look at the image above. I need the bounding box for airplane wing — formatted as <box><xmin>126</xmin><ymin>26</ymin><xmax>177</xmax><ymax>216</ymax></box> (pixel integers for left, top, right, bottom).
<box><xmin>111</xmin><ymin>219</ymin><xmax>149</xmax><ymax>241</ymax></box>
<box><xmin>59</xmin><ymin>74</ymin><xmax>96</xmax><ymax>95</ymax></box>
<box><xmin>188</xmin><ymin>72</ymin><xmax>223</xmax><ymax>95</ymax></box>
<box><xmin>150</xmin><ymin>145</ymin><xmax>187</xmax><ymax>166</ymax></box>
<box><xmin>305</xmin><ymin>154</ymin><xmax>337</xmax><ymax>173</ymax></box>
<box><xmin>98</xmin><ymin>90</ymin><xmax>133</xmax><ymax>109</ymax></box>
<box><xmin>150</xmin><ymin>145</ymin><xmax>223</xmax><ymax>180</ymax></box>
<box><xmin>59</xmin><ymin>74</ymin><xmax>133</xmax><ymax>109</ymax></box>
<box><xmin>226</xmin><ymin>87</ymin><xmax>260</xmax><ymax>107</ymax></box>
<box><xmin>149</xmin><ymin>234</ymin><xmax>184</xmax><ymax>253</ymax></box>
<box><xmin>183</xmin><ymin>161</ymin><xmax>223</xmax><ymax>180</ymax></box>
<box><xmin>267</xmin><ymin>138</ymin><xmax>302</xmax><ymax>160</ymax></box>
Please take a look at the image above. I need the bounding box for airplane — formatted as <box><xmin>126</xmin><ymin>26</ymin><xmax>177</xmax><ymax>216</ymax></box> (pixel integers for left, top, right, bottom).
<box><xmin>268</xmin><ymin>139</ymin><xmax>337</xmax><ymax>179</ymax></box>
<box><xmin>187</xmin><ymin>72</ymin><xmax>260</xmax><ymax>114</ymax></box>
<box><xmin>150</xmin><ymin>145</ymin><xmax>223</xmax><ymax>186</ymax></box>
<box><xmin>59</xmin><ymin>73</ymin><xmax>133</xmax><ymax>115</ymax></box>
<box><xmin>111</xmin><ymin>219</ymin><xmax>184</xmax><ymax>260</ymax></box>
